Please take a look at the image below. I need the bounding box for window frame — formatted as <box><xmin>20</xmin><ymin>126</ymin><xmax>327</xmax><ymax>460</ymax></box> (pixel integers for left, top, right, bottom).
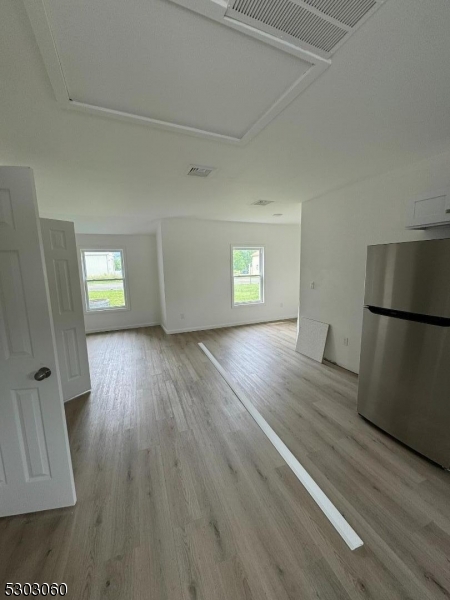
<box><xmin>80</xmin><ymin>248</ymin><xmax>130</xmax><ymax>313</ymax></box>
<box><xmin>231</xmin><ymin>245</ymin><xmax>265</xmax><ymax>308</ymax></box>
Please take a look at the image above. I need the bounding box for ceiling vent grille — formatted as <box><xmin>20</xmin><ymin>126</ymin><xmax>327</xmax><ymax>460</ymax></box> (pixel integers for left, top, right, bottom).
<box><xmin>252</xmin><ymin>200</ymin><xmax>274</xmax><ymax>206</ymax></box>
<box><xmin>187</xmin><ymin>165</ymin><xmax>215</xmax><ymax>177</ymax></box>
<box><xmin>228</xmin><ymin>0</ymin><xmax>346</xmax><ymax>53</ymax></box>
<box><xmin>227</xmin><ymin>0</ymin><xmax>380</xmax><ymax>55</ymax></box>
<box><xmin>301</xmin><ymin>0</ymin><xmax>377</xmax><ymax>28</ymax></box>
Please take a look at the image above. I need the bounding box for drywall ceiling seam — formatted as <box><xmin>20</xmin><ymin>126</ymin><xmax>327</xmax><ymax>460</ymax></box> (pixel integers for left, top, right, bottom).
<box><xmin>198</xmin><ymin>341</ymin><xmax>364</xmax><ymax>551</ymax></box>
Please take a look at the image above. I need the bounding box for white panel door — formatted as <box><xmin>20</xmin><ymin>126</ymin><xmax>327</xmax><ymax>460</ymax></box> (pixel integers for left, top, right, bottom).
<box><xmin>41</xmin><ymin>218</ymin><xmax>91</xmax><ymax>402</ymax></box>
<box><xmin>0</xmin><ymin>167</ymin><xmax>76</xmax><ymax>517</ymax></box>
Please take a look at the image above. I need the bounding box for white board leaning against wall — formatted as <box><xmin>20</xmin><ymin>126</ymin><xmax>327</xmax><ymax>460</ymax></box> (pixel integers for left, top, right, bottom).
<box><xmin>295</xmin><ymin>317</ymin><xmax>329</xmax><ymax>363</ymax></box>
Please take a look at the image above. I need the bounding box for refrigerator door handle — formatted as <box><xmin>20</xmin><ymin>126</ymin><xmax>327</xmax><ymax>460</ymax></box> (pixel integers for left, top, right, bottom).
<box><xmin>367</xmin><ymin>305</ymin><xmax>450</xmax><ymax>327</ymax></box>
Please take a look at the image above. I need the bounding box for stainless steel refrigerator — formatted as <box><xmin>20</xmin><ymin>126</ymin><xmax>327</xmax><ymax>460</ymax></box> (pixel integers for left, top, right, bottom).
<box><xmin>357</xmin><ymin>238</ymin><xmax>450</xmax><ymax>469</ymax></box>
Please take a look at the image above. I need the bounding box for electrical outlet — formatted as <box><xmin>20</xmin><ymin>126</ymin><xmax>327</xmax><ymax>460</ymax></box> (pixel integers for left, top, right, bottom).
<box><xmin>310</xmin><ymin>281</ymin><xmax>315</xmax><ymax>289</ymax></box>
<box><xmin>180</xmin><ymin>313</ymin><xmax>185</xmax><ymax>320</ymax></box>
<box><xmin>344</xmin><ymin>337</ymin><xmax>349</xmax><ymax>346</ymax></box>
<box><xmin>280</xmin><ymin>302</ymin><xmax>284</xmax><ymax>307</ymax></box>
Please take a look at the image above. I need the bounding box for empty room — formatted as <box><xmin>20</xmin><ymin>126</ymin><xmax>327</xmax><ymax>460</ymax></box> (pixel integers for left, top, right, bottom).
<box><xmin>1</xmin><ymin>0</ymin><xmax>450</xmax><ymax>598</ymax></box>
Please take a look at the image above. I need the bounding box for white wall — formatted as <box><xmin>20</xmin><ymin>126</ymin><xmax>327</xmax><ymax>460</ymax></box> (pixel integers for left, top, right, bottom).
<box><xmin>76</xmin><ymin>234</ymin><xmax>160</xmax><ymax>333</ymax></box>
<box><xmin>159</xmin><ymin>219</ymin><xmax>300</xmax><ymax>333</ymax></box>
<box><xmin>300</xmin><ymin>149</ymin><xmax>450</xmax><ymax>374</ymax></box>
<box><xmin>156</xmin><ymin>223</ymin><xmax>167</xmax><ymax>329</ymax></box>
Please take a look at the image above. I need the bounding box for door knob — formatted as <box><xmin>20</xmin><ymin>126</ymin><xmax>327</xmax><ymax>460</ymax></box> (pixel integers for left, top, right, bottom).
<box><xmin>34</xmin><ymin>367</ymin><xmax>52</xmax><ymax>381</ymax></box>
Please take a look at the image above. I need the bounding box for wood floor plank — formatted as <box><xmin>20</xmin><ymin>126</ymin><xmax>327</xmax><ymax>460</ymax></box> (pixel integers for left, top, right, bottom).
<box><xmin>135</xmin><ymin>445</ymin><xmax>182</xmax><ymax>600</ymax></box>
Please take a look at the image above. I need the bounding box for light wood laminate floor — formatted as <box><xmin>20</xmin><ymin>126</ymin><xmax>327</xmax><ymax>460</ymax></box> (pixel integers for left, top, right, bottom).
<box><xmin>1</xmin><ymin>321</ymin><xmax>449</xmax><ymax>599</ymax></box>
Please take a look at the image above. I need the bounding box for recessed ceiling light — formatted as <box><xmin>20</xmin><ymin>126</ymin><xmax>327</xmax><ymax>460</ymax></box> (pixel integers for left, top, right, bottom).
<box><xmin>273</xmin><ymin>213</ymin><xmax>283</xmax><ymax>216</ymax></box>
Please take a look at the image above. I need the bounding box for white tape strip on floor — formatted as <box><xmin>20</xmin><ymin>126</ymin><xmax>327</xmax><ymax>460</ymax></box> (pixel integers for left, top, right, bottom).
<box><xmin>198</xmin><ymin>342</ymin><xmax>364</xmax><ymax>551</ymax></box>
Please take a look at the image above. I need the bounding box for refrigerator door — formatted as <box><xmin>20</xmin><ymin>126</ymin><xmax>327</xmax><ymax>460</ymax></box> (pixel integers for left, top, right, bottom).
<box><xmin>358</xmin><ymin>307</ymin><xmax>450</xmax><ymax>468</ymax></box>
<box><xmin>364</xmin><ymin>239</ymin><xmax>450</xmax><ymax>318</ymax></box>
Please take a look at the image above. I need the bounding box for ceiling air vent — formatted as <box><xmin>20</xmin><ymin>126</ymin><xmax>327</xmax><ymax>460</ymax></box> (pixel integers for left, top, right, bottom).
<box><xmin>187</xmin><ymin>165</ymin><xmax>215</xmax><ymax>177</ymax></box>
<box><xmin>252</xmin><ymin>200</ymin><xmax>274</xmax><ymax>206</ymax></box>
<box><xmin>301</xmin><ymin>0</ymin><xmax>377</xmax><ymax>28</ymax></box>
<box><xmin>226</xmin><ymin>0</ymin><xmax>380</xmax><ymax>56</ymax></box>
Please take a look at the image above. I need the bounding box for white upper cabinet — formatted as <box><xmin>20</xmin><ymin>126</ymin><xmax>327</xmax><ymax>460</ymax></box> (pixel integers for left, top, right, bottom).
<box><xmin>407</xmin><ymin>189</ymin><xmax>450</xmax><ymax>230</ymax></box>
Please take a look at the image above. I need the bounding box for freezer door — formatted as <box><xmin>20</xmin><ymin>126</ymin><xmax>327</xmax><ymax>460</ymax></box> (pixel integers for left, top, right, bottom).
<box><xmin>357</xmin><ymin>307</ymin><xmax>450</xmax><ymax>468</ymax></box>
<box><xmin>364</xmin><ymin>239</ymin><xmax>450</xmax><ymax>317</ymax></box>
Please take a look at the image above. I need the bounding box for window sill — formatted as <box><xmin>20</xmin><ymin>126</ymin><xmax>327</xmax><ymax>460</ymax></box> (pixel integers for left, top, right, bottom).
<box><xmin>85</xmin><ymin>306</ymin><xmax>130</xmax><ymax>315</ymax></box>
<box><xmin>233</xmin><ymin>301</ymin><xmax>265</xmax><ymax>308</ymax></box>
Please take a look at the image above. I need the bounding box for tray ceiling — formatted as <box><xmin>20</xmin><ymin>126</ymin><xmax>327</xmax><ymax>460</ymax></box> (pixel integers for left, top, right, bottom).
<box><xmin>23</xmin><ymin>0</ymin><xmax>329</xmax><ymax>144</ymax></box>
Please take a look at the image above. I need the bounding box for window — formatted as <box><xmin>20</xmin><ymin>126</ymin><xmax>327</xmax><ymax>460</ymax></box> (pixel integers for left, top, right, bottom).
<box><xmin>81</xmin><ymin>249</ymin><xmax>128</xmax><ymax>311</ymax></box>
<box><xmin>232</xmin><ymin>246</ymin><xmax>264</xmax><ymax>306</ymax></box>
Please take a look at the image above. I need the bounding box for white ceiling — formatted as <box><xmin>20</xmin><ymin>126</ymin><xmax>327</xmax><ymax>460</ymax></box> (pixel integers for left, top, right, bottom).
<box><xmin>43</xmin><ymin>0</ymin><xmax>312</xmax><ymax>140</ymax></box>
<box><xmin>1</xmin><ymin>0</ymin><xmax>450</xmax><ymax>233</ymax></box>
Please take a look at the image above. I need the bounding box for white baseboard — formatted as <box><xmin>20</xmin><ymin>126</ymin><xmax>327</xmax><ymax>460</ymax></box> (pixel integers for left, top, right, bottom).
<box><xmin>86</xmin><ymin>322</ymin><xmax>160</xmax><ymax>334</ymax></box>
<box><xmin>324</xmin><ymin>357</ymin><xmax>359</xmax><ymax>376</ymax></box>
<box><xmin>161</xmin><ymin>315</ymin><xmax>297</xmax><ymax>335</ymax></box>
